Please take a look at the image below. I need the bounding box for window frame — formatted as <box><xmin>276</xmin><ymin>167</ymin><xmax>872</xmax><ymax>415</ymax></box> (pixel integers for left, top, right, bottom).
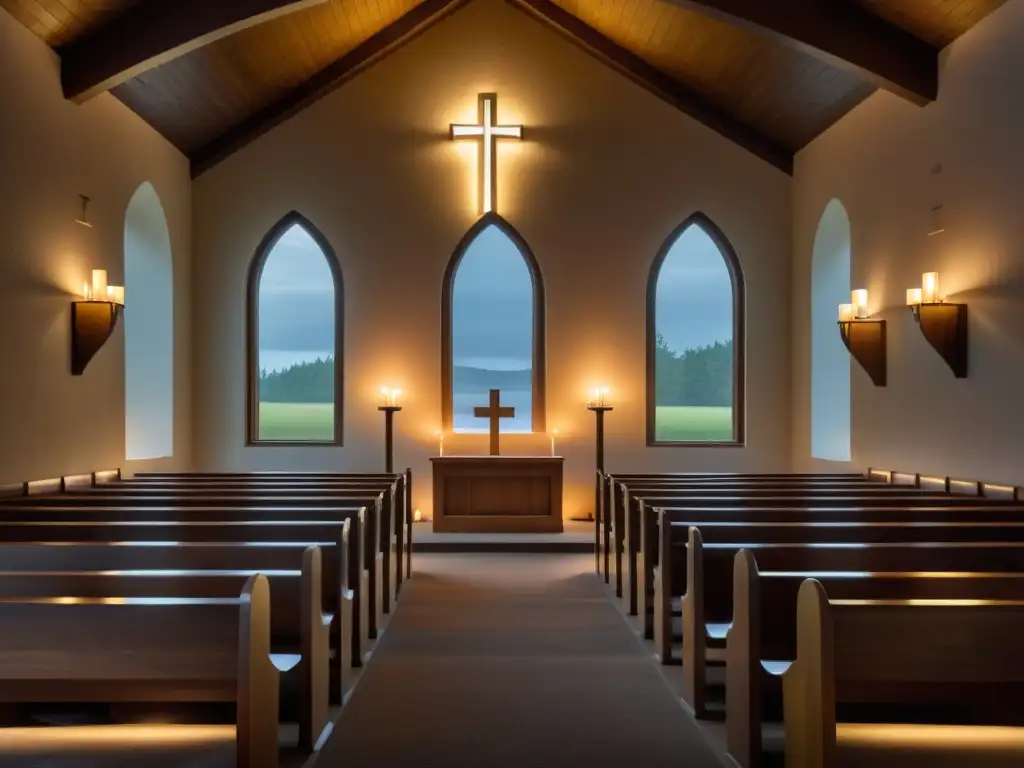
<box><xmin>245</xmin><ymin>211</ymin><xmax>344</xmax><ymax>447</ymax></box>
<box><xmin>441</xmin><ymin>212</ymin><xmax>547</xmax><ymax>433</ymax></box>
<box><xmin>646</xmin><ymin>211</ymin><xmax>746</xmax><ymax>448</ymax></box>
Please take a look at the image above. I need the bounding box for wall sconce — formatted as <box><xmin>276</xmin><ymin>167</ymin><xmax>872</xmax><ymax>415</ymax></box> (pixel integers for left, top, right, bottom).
<box><xmin>906</xmin><ymin>271</ymin><xmax>967</xmax><ymax>378</ymax></box>
<box><xmin>838</xmin><ymin>289</ymin><xmax>886</xmax><ymax>386</ymax></box>
<box><xmin>71</xmin><ymin>269</ymin><xmax>125</xmax><ymax>376</ymax></box>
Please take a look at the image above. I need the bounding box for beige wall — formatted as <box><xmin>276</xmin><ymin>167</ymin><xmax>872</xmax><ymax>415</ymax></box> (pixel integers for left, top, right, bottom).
<box><xmin>0</xmin><ymin>9</ymin><xmax>192</xmax><ymax>484</ymax></box>
<box><xmin>192</xmin><ymin>0</ymin><xmax>792</xmax><ymax>517</ymax></box>
<box><xmin>792</xmin><ymin>0</ymin><xmax>1024</xmax><ymax>484</ymax></box>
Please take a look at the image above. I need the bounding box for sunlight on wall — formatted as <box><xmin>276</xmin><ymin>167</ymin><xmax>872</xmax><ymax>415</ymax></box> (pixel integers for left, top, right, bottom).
<box><xmin>811</xmin><ymin>198</ymin><xmax>851</xmax><ymax>462</ymax></box>
<box><xmin>124</xmin><ymin>182</ymin><xmax>174</xmax><ymax>460</ymax></box>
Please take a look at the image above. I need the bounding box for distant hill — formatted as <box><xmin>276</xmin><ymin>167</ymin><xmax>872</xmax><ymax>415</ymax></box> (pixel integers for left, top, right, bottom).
<box><xmin>453</xmin><ymin>365</ymin><xmax>531</xmax><ymax>391</ymax></box>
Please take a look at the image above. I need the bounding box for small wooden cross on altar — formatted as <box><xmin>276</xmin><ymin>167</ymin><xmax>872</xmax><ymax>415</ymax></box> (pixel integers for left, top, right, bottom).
<box><xmin>474</xmin><ymin>389</ymin><xmax>516</xmax><ymax>456</ymax></box>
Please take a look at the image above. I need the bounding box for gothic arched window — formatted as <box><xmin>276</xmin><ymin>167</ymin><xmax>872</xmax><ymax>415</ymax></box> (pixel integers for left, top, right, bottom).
<box><xmin>811</xmin><ymin>199</ymin><xmax>852</xmax><ymax>461</ymax></box>
<box><xmin>442</xmin><ymin>213</ymin><xmax>546</xmax><ymax>433</ymax></box>
<box><xmin>647</xmin><ymin>213</ymin><xmax>745</xmax><ymax>445</ymax></box>
<box><xmin>124</xmin><ymin>181</ymin><xmax>174</xmax><ymax>460</ymax></box>
<box><xmin>246</xmin><ymin>212</ymin><xmax>343</xmax><ymax>444</ymax></box>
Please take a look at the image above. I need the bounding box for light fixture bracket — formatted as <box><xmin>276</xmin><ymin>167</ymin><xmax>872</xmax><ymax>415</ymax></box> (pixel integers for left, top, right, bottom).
<box><xmin>838</xmin><ymin>319</ymin><xmax>886</xmax><ymax>387</ymax></box>
<box><xmin>71</xmin><ymin>300</ymin><xmax>124</xmax><ymax>375</ymax></box>
<box><xmin>910</xmin><ymin>302</ymin><xmax>968</xmax><ymax>378</ymax></box>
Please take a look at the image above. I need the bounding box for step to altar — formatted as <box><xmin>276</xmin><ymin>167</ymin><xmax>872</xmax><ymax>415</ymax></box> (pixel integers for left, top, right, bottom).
<box><xmin>410</xmin><ymin>519</ymin><xmax>593</xmax><ymax>553</ymax></box>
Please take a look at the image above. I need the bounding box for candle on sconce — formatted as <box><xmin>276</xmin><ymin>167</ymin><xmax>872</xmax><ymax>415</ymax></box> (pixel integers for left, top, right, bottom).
<box><xmin>549</xmin><ymin>429</ymin><xmax>559</xmax><ymax>457</ymax></box>
<box><xmin>838</xmin><ymin>303</ymin><xmax>855</xmax><ymax>323</ymax></box>
<box><xmin>83</xmin><ymin>282</ymin><xmax>91</xmax><ymax>300</ymax></box>
<box><xmin>91</xmin><ymin>270</ymin><xmax>108</xmax><ymax>302</ymax></box>
<box><xmin>906</xmin><ymin>288</ymin><xmax>922</xmax><ymax>306</ymax></box>
<box><xmin>922</xmin><ymin>272</ymin><xmax>939</xmax><ymax>304</ymax></box>
<box><xmin>413</xmin><ymin>508</ymin><xmax>422</xmax><ymax>523</ymax></box>
<box><xmin>437</xmin><ymin>430</ymin><xmax>444</xmax><ymax>457</ymax></box>
<box><xmin>107</xmin><ymin>286</ymin><xmax>125</xmax><ymax>305</ymax></box>
<box><xmin>851</xmin><ymin>289</ymin><xmax>869</xmax><ymax>319</ymax></box>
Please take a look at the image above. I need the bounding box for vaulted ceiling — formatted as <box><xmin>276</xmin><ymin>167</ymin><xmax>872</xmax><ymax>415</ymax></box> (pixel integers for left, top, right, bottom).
<box><xmin>1</xmin><ymin>0</ymin><xmax>1008</xmax><ymax>176</ymax></box>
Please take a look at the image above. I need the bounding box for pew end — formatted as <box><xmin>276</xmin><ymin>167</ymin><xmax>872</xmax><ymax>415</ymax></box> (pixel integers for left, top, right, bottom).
<box><xmin>681</xmin><ymin>526</ymin><xmax>707</xmax><ymax>716</ymax></box>
<box><xmin>782</xmin><ymin>582</ymin><xmax>1024</xmax><ymax>768</ymax></box>
<box><xmin>726</xmin><ymin>549</ymin><xmax>772</xmax><ymax>768</ymax></box>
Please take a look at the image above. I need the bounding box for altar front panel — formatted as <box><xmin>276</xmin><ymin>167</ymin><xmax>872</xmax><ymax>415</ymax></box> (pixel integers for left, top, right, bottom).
<box><xmin>431</xmin><ymin>456</ymin><xmax>564</xmax><ymax>533</ymax></box>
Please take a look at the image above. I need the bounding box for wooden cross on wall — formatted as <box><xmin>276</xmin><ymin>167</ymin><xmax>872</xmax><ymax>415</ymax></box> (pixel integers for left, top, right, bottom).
<box><xmin>450</xmin><ymin>93</ymin><xmax>523</xmax><ymax>214</ymax></box>
<box><xmin>474</xmin><ymin>389</ymin><xmax>516</xmax><ymax>456</ymax></box>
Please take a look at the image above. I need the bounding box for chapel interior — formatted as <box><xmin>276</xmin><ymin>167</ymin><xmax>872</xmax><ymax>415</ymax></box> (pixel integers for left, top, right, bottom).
<box><xmin>2</xmin><ymin>0</ymin><xmax>1024</xmax><ymax>766</ymax></box>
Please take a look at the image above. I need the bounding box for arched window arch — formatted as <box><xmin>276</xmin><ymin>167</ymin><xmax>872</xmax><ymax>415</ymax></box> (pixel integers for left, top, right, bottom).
<box><xmin>811</xmin><ymin>199</ymin><xmax>851</xmax><ymax>461</ymax></box>
<box><xmin>124</xmin><ymin>181</ymin><xmax>174</xmax><ymax>460</ymax></box>
<box><xmin>647</xmin><ymin>212</ymin><xmax>745</xmax><ymax>445</ymax></box>
<box><xmin>442</xmin><ymin>212</ymin><xmax>546</xmax><ymax>433</ymax></box>
<box><xmin>246</xmin><ymin>212</ymin><xmax>343</xmax><ymax>445</ymax></box>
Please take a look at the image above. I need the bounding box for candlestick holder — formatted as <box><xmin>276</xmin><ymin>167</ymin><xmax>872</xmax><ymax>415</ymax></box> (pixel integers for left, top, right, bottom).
<box><xmin>378</xmin><ymin>406</ymin><xmax>402</xmax><ymax>473</ymax></box>
<box><xmin>588</xmin><ymin>404</ymin><xmax>613</xmax><ymax>574</ymax></box>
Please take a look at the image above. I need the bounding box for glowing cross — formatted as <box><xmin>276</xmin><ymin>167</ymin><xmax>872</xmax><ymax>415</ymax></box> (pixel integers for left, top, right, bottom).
<box><xmin>450</xmin><ymin>93</ymin><xmax>523</xmax><ymax>214</ymax></box>
<box><xmin>473</xmin><ymin>389</ymin><xmax>516</xmax><ymax>456</ymax></box>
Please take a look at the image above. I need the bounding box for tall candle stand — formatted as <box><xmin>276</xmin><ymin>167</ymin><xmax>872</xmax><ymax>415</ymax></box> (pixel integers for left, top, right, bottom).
<box><xmin>588</xmin><ymin>402</ymin><xmax>613</xmax><ymax>577</ymax></box>
<box><xmin>378</xmin><ymin>406</ymin><xmax>402</xmax><ymax>473</ymax></box>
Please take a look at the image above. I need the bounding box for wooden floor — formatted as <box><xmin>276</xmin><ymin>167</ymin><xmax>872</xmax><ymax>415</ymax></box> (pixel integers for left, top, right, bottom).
<box><xmin>316</xmin><ymin>552</ymin><xmax>721</xmax><ymax>767</ymax></box>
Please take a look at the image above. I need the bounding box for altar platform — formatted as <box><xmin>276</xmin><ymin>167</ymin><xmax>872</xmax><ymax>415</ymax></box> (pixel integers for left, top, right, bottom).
<box><xmin>411</xmin><ymin>519</ymin><xmax>593</xmax><ymax>553</ymax></box>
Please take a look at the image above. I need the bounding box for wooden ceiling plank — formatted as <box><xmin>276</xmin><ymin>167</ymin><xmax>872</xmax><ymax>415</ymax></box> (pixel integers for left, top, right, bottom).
<box><xmin>58</xmin><ymin>0</ymin><xmax>333</xmax><ymax>103</ymax></box>
<box><xmin>668</xmin><ymin>0</ymin><xmax>939</xmax><ymax>105</ymax></box>
<box><xmin>510</xmin><ymin>0</ymin><xmax>792</xmax><ymax>173</ymax></box>
<box><xmin>191</xmin><ymin>0</ymin><xmax>472</xmax><ymax>177</ymax></box>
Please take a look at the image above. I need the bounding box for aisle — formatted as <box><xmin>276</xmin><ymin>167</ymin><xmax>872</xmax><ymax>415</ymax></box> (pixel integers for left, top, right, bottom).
<box><xmin>318</xmin><ymin>553</ymin><xmax>722</xmax><ymax>767</ymax></box>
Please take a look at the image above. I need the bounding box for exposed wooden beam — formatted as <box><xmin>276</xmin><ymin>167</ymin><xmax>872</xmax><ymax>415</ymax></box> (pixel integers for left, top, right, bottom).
<box><xmin>509</xmin><ymin>0</ymin><xmax>793</xmax><ymax>174</ymax></box>
<box><xmin>669</xmin><ymin>0</ymin><xmax>938</xmax><ymax>105</ymax></box>
<box><xmin>58</xmin><ymin>0</ymin><xmax>331</xmax><ymax>103</ymax></box>
<box><xmin>191</xmin><ymin>0</ymin><xmax>470</xmax><ymax>178</ymax></box>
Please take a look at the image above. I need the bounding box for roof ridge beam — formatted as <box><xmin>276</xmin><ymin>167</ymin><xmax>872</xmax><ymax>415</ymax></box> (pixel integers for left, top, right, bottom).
<box><xmin>191</xmin><ymin>0</ymin><xmax>470</xmax><ymax>177</ymax></box>
<box><xmin>59</xmin><ymin>0</ymin><xmax>331</xmax><ymax>104</ymax></box>
<box><xmin>670</xmin><ymin>0</ymin><xmax>938</xmax><ymax>105</ymax></box>
<box><xmin>509</xmin><ymin>0</ymin><xmax>793</xmax><ymax>173</ymax></box>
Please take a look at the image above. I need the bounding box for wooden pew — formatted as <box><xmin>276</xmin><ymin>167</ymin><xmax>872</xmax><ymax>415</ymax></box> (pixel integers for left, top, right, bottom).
<box><xmin>596</xmin><ymin>473</ymin><xmax>867</xmax><ymax>577</ymax></box>
<box><xmin>131</xmin><ymin>469</ymin><xmax>413</xmax><ymax>580</ymax></box>
<box><xmin>0</xmin><ymin>574</ymin><xmax>281</xmax><ymax>768</ymax></box>
<box><xmin>0</xmin><ymin>509</ymin><xmax>367</xmax><ymax>676</ymax></box>
<box><xmin>631</xmin><ymin>494</ymin><xmax>1024</xmax><ymax>636</ymax></box>
<box><xmin>653</xmin><ymin>518</ymin><xmax>1024</xmax><ymax>664</ymax></box>
<box><xmin>723</xmin><ymin>549</ymin><xmax>1024</xmax><ymax>767</ymax></box>
<box><xmin>780</xmin><ymin>580</ymin><xmax>1024</xmax><ymax>768</ymax></box>
<box><xmin>105</xmin><ymin>474</ymin><xmax>408</xmax><ymax>609</ymax></box>
<box><xmin>0</xmin><ymin>546</ymin><xmax>330</xmax><ymax>749</ymax></box>
<box><xmin>0</xmin><ymin>494</ymin><xmax>389</xmax><ymax>643</ymax></box>
<box><xmin>610</xmin><ymin>481</ymin><xmax>916</xmax><ymax>601</ymax></box>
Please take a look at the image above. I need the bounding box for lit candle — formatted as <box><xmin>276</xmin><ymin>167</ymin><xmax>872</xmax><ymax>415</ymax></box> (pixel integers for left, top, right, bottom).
<box><xmin>906</xmin><ymin>288</ymin><xmax>922</xmax><ymax>306</ymax></box>
<box><xmin>838</xmin><ymin>303</ymin><xmax>855</xmax><ymax>323</ymax></box>
<box><xmin>392</xmin><ymin>389</ymin><xmax>402</xmax><ymax>407</ymax></box>
<box><xmin>600</xmin><ymin>388</ymin><xmax>609</xmax><ymax>407</ymax></box>
<box><xmin>851</xmin><ymin>289</ymin><xmax>869</xmax><ymax>319</ymax></box>
<box><xmin>922</xmin><ymin>272</ymin><xmax>939</xmax><ymax>303</ymax></box>
<box><xmin>91</xmin><ymin>270</ymin><xmax>108</xmax><ymax>303</ymax></box>
<box><xmin>413</xmin><ymin>509</ymin><xmax>422</xmax><ymax>523</ymax></box>
<box><xmin>107</xmin><ymin>286</ymin><xmax>124</xmax><ymax>305</ymax></box>
<box><xmin>438</xmin><ymin>430</ymin><xmax>444</xmax><ymax>457</ymax></box>
<box><xmin>83</xmin><ymin>282</ymin><xmax>91</xmax><ymax>300</ymax></box>
<box><xmin>550</xmin><ymin>429</ymin><xmax>559</xmax><ymax>457</ymax></box>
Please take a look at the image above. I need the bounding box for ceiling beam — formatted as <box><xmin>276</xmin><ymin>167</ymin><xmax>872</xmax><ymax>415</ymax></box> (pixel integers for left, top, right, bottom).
<box><xmin>191</xmin><ymin>0</ymin><xmax>470</xmax><ymax>178</ymax></box>
<box><xmin>509</xmin><ymin>0</ymin><xmax>793</xmax><ymax>174</ymax></box>
<box><xmin>669</xmin><ymin>0</ymin><xmax>938</xmax><ymax>105</ymax></box>
<box><xmin>58</xmin><ymin>0</ymin><xmax>331</xmax><ymax>103</ymax></box>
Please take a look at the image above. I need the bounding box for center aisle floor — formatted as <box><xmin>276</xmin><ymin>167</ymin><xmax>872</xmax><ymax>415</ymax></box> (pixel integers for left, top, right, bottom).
<box><xmin>318</xmin><ymin>553</ymin><xmax>723</xmax><ymax>767</ymax></box>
